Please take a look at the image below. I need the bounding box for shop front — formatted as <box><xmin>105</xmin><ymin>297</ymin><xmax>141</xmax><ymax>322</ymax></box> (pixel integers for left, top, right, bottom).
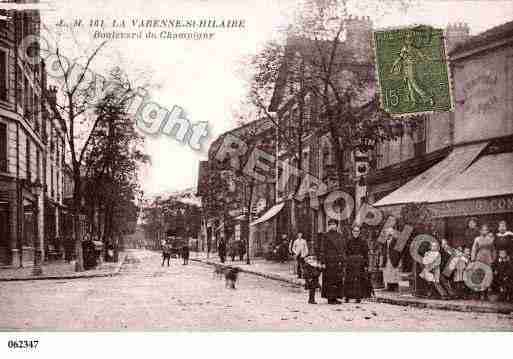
<box><xmin>374</xmin><ymin>140</ymin><xmax>513</xmax><ymax>299</ymax></box>
<box><xmin>0</xmin><ymin>200</ymin><xmax>9</xmax><ymax>264</ymax></box>
<box><xmin>374</xmin><ymin>142</ymin><xmax>513</xmax><ymax>245</ymax></box>
<box><xmin>249</xmin><ymin>202</ymin><xmax>284</xmax><ymax>258</ymax></box>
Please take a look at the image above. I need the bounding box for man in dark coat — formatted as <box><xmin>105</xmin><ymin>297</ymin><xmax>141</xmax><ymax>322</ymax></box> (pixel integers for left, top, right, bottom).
<box><xmin>318</xmin><ymin>219</ymin><xmax>346</xmax><ymax>304</ymax></box>
<box><xmin>182</xmin><ymin>241</ymin><xmax>190</xmax><ymax>265</ymax></box>
<box><xmin>218</xmin><ymin>237</ymin><xmax>227</xmax><ymax>263</ymax></box>
<box><xmin>344</xmin><ymin>225</ymin><xmax>371</xmax><ymax>303</ymax></box>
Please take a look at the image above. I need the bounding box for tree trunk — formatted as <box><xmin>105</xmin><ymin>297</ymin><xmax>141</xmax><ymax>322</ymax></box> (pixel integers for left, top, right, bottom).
<box><xmin>73</xmin><ymin>199</ymin><xmax>84</xmax><ymax>272</ymax></box>
<box><xmin>245</xmin><ymin>180</ymin><xmax>255</xmax><ymax>264</ymax></box>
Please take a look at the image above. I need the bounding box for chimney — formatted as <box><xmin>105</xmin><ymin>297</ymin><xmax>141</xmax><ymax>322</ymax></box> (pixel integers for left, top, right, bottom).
<box><xmin>345</xmin><ymin>15</ymin><xmax>373</xmax><ymax>61</ymax></box>
<box><xmin>445</xmin><ymin>23</ymin><xmax>470</xmax><ymax>52</ymax></box>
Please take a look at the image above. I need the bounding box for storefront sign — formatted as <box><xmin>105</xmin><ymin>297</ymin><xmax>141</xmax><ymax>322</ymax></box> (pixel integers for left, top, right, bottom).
<box><xmin>429</xmin><ymin>195</ymin><xmax>513</xmax><ymax>218</ymax></box>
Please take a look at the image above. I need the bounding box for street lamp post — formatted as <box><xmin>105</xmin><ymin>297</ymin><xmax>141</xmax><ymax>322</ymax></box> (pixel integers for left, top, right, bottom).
<box><xmin>31</xmin><ymin>181</ymin><xmax>44</xmax><ymax>276</ymax></box>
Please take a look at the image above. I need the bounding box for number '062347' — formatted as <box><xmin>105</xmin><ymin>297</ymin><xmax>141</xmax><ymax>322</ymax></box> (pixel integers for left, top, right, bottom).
<box><xmin>7</xmin><ymin>340</ymin><xmax>39</xmax><ymax>349</ymax></box>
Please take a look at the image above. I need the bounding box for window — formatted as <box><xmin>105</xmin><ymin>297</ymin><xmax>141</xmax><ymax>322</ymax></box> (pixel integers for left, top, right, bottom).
<box><xmin>34</xmin><ymin>94</ymin><xmax>40</xmax><ymax>132</ymax></box>
<box><xmin>36</xmin><ymin>149</ymin><xmax>40</xmax><ymax>181</ymax></box>
<box><xmin>24</xmin><ymin>77</ymin><xmax>29</xmax><ymax>117</ymax></box>
<box><xmin>16</xmin><ymin>65</ymin><xmax>22</xmax><ymax>107</ymax></box>
<box><xmin>26</xmin><ymin>138</ymin><xmax>31</xmax><ymax>182</ymax></box>
<box><xmin>0</xmin><ymin>49</ymin><xmax>7</xmax><ymax>101</ymax></box>
<box><xmin>0</xmin><ymin>122</ymin><xmax>7</xmax><ymax>172</ymax></box>
<box><xmin>51</xmin><ymin>164</ymin><xmax>54</xmax><ymax>198</ymax></box>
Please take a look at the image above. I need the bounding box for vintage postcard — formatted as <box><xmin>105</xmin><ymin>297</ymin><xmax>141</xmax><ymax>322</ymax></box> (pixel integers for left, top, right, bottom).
<box><xmin>0</xmin><ymin>0</ymin><xmax>513</xmax><ymax>350</ymax></box>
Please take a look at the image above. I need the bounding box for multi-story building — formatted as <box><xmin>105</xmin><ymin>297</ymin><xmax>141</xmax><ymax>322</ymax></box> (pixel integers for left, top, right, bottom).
<box><xmin>268</xmin><ymin>18</ymin><xmax>475</xmax><ymax>247</ymax></box>
<box><xmin>198</xmin><ymin>118</ymin><xmax>276</xmax><ymax>257</ymax></box>
<box><xmin>373</xmin><ymin>21</ymin><xmax>513</xmax><ymax>243</ymax></box>
<box><xmin>0</xmin><ymin>8</ymin><xmax>65</xmax><ymax>266</ymax></box>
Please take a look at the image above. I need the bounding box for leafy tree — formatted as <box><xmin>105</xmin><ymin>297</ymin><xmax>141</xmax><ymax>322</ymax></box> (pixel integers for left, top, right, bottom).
<box><xmin>82</xmin><ymin>68</ymin><xmax>149</xmax><ymax>248</ymax></box>
<box><xmin>248</xmin><ymin>0</ymin><xmax>423</xmax><ymax>222</ymax></box>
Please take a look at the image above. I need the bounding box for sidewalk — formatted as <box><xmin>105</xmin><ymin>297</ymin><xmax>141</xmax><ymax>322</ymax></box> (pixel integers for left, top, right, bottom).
<box><xmin>0</xmin><ymin>252</ymin><xmax>127</xmax><ymax>282</ymax></box>
<box><xmin>191</xmin><ymin>252</ymin><xmax>513</xmax><ymax>315</ymax></box>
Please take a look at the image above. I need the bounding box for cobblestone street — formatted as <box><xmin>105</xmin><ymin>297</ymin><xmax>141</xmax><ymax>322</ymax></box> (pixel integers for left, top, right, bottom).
<box><xmin>1</xmin><ymin>250</ymin><xmax>512</xmax><ymax>331</ymax></box>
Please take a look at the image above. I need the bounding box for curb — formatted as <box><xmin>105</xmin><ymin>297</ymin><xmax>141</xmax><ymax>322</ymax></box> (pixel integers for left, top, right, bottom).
<box><xmin>191</xmin><ymin>258</ymin><xmax>305</xmax><ymax>287</ymax></box>
<box><xmin>0</xmin><ymin>252</ymin><xmax>128</xmax><ymax>282</ymax></box>
<box><xmin>192</xmin><ymin>258</ymin><xmax>513</xmax><ymax>315</ymax></box>
<box><xmin>370</xmin><ymin>295</ymin><xmax>513</xmax><ymax>315</ymax></box>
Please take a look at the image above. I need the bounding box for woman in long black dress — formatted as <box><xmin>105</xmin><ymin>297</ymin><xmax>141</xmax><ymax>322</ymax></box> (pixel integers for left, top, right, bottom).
<box><xmin>344</xmin><ymin>225</ymin><xmax>372</xmax><ymax>303</ymax></box>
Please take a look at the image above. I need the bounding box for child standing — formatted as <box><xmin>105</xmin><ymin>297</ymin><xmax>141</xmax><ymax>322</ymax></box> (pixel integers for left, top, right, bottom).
<box><xmin>303</xmin><ymin>255</ymin><xmax>324</xmax><ymax>304</ymax></box>
<box><xmin>493</xmin><ymin>250</ymin><xmax>513</xmax><ymax>302</ymax></box>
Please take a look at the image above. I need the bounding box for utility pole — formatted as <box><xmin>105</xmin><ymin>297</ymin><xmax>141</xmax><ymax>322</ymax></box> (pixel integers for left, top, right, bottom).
<box><xmin>354</xmin><ymin>147</ymin><xmax>369</xmax><ymax>224</ymax></box>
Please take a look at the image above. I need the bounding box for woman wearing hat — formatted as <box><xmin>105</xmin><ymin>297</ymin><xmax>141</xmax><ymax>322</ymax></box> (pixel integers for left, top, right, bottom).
<box><xmin>343</xmin><ymin>225</ymin><xmax>372</xmax><ymax>303</ymax></box>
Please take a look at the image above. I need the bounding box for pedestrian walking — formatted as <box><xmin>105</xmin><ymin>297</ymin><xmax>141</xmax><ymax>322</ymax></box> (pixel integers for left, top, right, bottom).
<box><xmin>238</xmin><ymin>240</ymin><xmax>246</xmax><ymax>262</ymax></box>
<box><xmin>291</xmin><ymin>232</ymin><xmax>309</xmax><ymax>279</ymax></box>
<box><xmin>182</xmin><ymin>242</ymin><xmax>190</xmax><ymax>265</ymax></box>
<box><xmin>318</xmin><ymin>219</ymin><xmax>346</xmax><ymax>304</ymax></box>
<box><xmin>162</xmin><ymin>242</ymin><xmax>171</xmax><ymax>267</ymax></box>
<box><xmin>218</xmin><ymin>237</ymin><xmax>227</xmax><ymax>263</ymax></box>
<box><xmin>64</xmin><ymin>236</ymin><xmax>74</xmax><ymax>263</ymax></box>
<box><xmin>343</xmin><ymin>225</ymin><xmax>372</xmax><ymax>303</ymax></box>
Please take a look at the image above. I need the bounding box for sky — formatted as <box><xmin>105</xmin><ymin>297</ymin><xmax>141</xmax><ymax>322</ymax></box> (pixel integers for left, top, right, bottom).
<box><xmin>40</xmin><ymin>0</ymin><xmax>513</xmax><ymax>196</ymax></box>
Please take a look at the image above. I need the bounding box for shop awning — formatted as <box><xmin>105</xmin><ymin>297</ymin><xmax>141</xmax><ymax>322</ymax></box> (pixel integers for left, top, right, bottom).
<box><xmin>250</xmin><ymin>202</ymin><xmax>284</xmax><ymax>226</ymax></box>
<box><xmin>374</xmin><ymin>142</ymin><xmax>489</xmax><ymax>207</ymax></box>
<box><xmin>428</xmin><ymin>151</ymin><xmax>513</xmax><ymax>202</ymax></box>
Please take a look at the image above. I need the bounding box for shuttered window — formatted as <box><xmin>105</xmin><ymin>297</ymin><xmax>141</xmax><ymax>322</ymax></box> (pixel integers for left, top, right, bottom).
<box><xmin>0</xmin><ymin>50</ymin><xmax>7</xmax><ymax>101</ymax></box>
<box><xmin>0</xmin><ymin>123</ymin><xmax>6</xmax><ymax>172</ymax></box>
<box><xmin>26</xmin><ymin>138</ymin><xmax>31</xmax><ymax>182</ymax></box>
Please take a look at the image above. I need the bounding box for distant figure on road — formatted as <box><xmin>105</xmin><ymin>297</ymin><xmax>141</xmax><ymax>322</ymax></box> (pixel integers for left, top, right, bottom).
<box><xmin>64</xmin><ymin>236</ymin><xmax>74</xmax><ymax>263</ymax></box>
<box><xmin>238</xmin><ymin>240</ymin><xmax>246</xmax><ymax>262</ymax></box>
<box><xmin>218</xmin><ymin>237</ymin><xmax>227</xmax><ymax>263</ymax></box>
<box><xmin>182</xmin><ymin>242</ymin><xmax>190</xmax><ymax>265</ymax></box>
<box><xmin>162</xmin><ymin>243</ymin><xmax>171</xmax><ymax>267</ymax></box>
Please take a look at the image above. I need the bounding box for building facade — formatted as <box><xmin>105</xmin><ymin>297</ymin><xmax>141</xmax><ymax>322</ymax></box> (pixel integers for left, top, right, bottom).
<box><xmin>373</xmin><ymin>21</ymin><xmax>513</xmax><ymax>243</ymax></box>
<box><xmin>0</xmin><ymin>8</ymin><xmax>65</xmax><ymax>266</ymax></box>
<box><xmin>198</xmin><ymin>118</ymin><xmax>276</xmax><ymax>258</ymax></box>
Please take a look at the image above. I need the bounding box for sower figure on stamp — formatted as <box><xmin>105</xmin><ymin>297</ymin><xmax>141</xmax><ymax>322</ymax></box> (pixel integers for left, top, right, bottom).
<box><xmin>319</xmin><ymin>219</ymin><xmax>346</xmax><ymax>305</ymax></box>
<box><xmin>390</xmin><ymin>32</ymin><xmax>434</xmax><ymax>106</ymax></box>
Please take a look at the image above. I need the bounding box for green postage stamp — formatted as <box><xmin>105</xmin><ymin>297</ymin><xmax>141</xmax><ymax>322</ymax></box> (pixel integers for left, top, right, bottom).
<box><xmin>373</xmin><ymin>26</ymin><xmax>453</xmax><ymax>117</ymax></box>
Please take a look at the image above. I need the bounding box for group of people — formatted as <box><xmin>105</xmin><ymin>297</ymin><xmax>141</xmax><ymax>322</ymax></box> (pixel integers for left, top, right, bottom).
<box><xmin>289</xmin><ymin>219</ymin><xmax>372</xmax><ymax>305</ymax></box>
<box><xmin>161</xmin><ymin>239</ymin><xmax>190</xmax><ymax>266</ymax></box>
<box><xmin>216</xmin><ymin>237</ymin><xmax>246</xmax><ymax>263</ymax></box>
<box><xmin>418</xmin><ymin>219</ymin><xmax>513</xmax><ymax>302</ymax></box>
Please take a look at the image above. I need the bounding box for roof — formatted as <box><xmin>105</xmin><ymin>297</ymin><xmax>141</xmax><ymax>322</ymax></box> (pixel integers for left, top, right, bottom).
<box><xmin>451</xmin><ymin>20</ymin><xmax>513</xmax><ymax>56</ymax></box>
<box><xmin>208</xmin><ymin>117</ymin><xmax>274</xmax><ymax>159</ymax></box>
